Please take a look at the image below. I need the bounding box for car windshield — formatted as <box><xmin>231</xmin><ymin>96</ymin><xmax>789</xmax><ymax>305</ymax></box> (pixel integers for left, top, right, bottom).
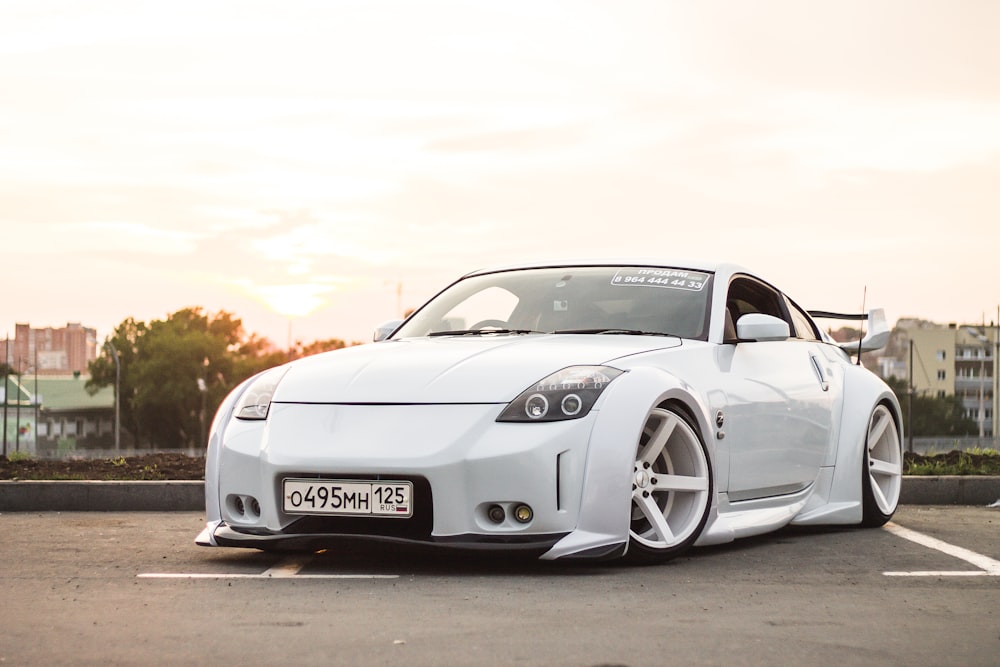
<box><xmin>392</xmin><ymin>265</ymin><xmax>714</xmax><ymax>340</ymax></box>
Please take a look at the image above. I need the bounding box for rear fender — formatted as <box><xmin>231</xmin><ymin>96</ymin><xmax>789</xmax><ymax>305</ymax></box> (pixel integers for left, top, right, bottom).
<box><xmin>794</xmin><ymin>370</ymin><xmax>901</xmax><ymax>525</ymax></box>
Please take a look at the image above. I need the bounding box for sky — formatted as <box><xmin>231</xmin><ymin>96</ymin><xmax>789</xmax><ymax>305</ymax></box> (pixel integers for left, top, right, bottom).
<box><xmin>3</xmin><ymin>1</ymin><xmax>999</xmax><ymax>349</ymax></box>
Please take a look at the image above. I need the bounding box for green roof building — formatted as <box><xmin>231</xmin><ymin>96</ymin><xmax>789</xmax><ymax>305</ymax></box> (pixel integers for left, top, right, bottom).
<box><xmin>2</xmin><ymin>374</ymin><xmax>117</xmax><ymax>457</ymax></box>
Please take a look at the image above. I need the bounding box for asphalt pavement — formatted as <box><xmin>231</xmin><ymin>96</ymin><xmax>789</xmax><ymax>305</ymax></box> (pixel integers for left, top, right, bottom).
<box><xmin>2</xmin><ymin>507</ymin><xmax>997</xmax><ymax>666</ymax></box>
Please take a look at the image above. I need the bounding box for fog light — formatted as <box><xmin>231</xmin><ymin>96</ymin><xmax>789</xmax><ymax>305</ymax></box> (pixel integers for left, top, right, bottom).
<box><xmin>249</xmin><ymin>497</ymin><xmax>261</xmax><ymax>517</ymax></box>
<box><xmin>513</xmin><ymin>504</ymin><xmax>533</xmax><ymax>523</ymax></box>
<box><xmin>234</xmin><ymin>496</ymin><xmax>246</xmax><ymax>516</ymax></box>
<box><xmin>487</xmin><ymin>504</ymin><xmax>506</xmax><ymax>524</ymax></box>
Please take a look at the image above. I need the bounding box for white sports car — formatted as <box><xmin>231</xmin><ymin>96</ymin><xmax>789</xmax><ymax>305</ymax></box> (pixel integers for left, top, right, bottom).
<box><xmin>197</xmin><ymin>260</ymin><xmax>903</xmax><ymax>563</ymax></box>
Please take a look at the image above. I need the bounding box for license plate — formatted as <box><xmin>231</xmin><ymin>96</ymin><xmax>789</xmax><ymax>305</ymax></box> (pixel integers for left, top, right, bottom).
<box><xmin>282</xmin><ymin>479</ymin><xmax>413</xmax><ymax>517</ymax></box>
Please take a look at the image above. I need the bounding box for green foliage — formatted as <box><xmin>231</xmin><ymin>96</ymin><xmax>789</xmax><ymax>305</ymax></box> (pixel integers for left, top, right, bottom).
<box><xmin>139</xmin><ymin>463</ymin><xmax>164</xmax><ymax>480</ymax></box>
<box><xmin>6</xmin><ymin>450</ymin><xmax>31</xmax><ymax>463</ymax></box>
<box><xmin>291</xmin><ymin>338</ymin><xmax>358</xmax><ymax>358</ymax></box>
<box><xmin>885</xmin><ymin>377</ymin><xmax>978</xmax><ymax>437</ymax></box>
<box><xmin>87</xmin><ymin>307</ymin><xmax>352</xmax><ymax>449</ymax></box>
<box><xmin>86</xmin><ymin>317</ymin><xmax>146</xmax><ymax>443</ymax></box>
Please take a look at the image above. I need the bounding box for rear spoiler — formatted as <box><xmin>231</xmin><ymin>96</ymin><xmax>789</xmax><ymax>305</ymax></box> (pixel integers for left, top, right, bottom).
<box><xmin>808</xmin><ymin>308</ymin><xmax>890</xmax><ymax>354</ymax></box>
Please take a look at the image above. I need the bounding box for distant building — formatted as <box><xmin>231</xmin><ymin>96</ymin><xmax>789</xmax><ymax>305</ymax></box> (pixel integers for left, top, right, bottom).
<box><xmin>3</xmin><ymin>322</ymin><xmax>98</xmax><ymax>377</ymax></box>
<box><xmin>2</xmin><ymin>373</ymin><xmax>37</xmax><ymax>456</ymax></box>
<box><xmin>2</xmin><ymin>374</ymin><xmax>118</xmax><ymax>457</ymax></box>
<box><xmin>904</xmin><ymin>322</ymin><xmax>998</xmax><ymax>438</ymax></box>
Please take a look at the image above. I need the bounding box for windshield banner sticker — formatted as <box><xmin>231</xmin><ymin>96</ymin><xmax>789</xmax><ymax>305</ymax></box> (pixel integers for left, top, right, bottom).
<box><xmin>611</xmin><ymin>268</ymin><xmax>709</xmax><ymax>291</ymax></box>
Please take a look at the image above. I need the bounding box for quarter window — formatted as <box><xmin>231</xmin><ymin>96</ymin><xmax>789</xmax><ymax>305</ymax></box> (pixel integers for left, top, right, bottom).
<box><xmin>786</xmin><ymin>298</ymin><xmax>820</xmax><ymax>341</ymax></box>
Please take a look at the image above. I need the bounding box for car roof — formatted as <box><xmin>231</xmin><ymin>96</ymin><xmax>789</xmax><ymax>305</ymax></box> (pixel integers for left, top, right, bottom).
<box><xmin>461</xmin><ymin>258</ymin><xmax>755</xmax><ymax>281</ymax></box>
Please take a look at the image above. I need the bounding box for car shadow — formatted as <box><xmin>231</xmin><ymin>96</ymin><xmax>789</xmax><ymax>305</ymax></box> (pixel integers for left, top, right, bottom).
<box><xmin>193</xmin><ymin>523</ymin><xmax>873</xmax><ymax>577</ymax></box>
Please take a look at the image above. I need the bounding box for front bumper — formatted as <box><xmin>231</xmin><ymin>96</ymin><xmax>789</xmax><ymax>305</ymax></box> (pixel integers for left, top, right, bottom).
<box><xmin>197</xmin><ymin>519</ymin><xmax>573</xmax><ymax>558</ymax></box>
<box><xmin>205</xmin><ymin>402</ymin><xmax>619</xmax><ymax>558</ymax></box>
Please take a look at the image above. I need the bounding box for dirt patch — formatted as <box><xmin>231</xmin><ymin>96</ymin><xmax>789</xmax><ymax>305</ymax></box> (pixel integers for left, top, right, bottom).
<box><xmin>0</xmin><ymin>453</ymin><xmax>205</xmax><ymax>480</ymax></box>
<box><xmin>903</xmin><ymin>450</ymin><xmax>1000</xmax><ymax>475</ymax></box>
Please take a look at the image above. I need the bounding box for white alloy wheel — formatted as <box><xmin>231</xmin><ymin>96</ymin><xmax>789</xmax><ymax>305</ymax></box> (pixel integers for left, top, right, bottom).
<box><xmin>627</xmin><ymin>407</ymin><xmax>712</xmax><ymax>563</ymax></box>
<box><xmin>861</xmin><ymin>403</ymin><xmax>903</xmax><ymax>526</ymax></box>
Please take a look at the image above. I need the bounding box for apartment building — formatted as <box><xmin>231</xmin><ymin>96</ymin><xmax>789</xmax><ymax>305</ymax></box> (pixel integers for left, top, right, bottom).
<box><xmin>3</xmin><ymin>322</ymin><xmax>97</xmax><ymax>376</ymax></box>
<box><xmin>908</xmin><ymin>322</ymin><xmax>998</xmax><ymax>437</ymax></box>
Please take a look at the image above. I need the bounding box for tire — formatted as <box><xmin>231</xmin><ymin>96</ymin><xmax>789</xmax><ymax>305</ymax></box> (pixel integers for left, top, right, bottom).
<box><xmin>861</xmin><ymin>403</ymin><xmax>903</xmax><ymax>527</ymax></box>
<box><xmin>626</xmin><ymin>406</ymin><xmax>712</xmax><ymax>564</ymax></box>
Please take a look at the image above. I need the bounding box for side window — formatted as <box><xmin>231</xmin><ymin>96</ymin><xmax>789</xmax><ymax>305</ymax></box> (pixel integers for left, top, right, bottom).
<box><xmin>785</xmin><ymin>297</ymin><xmax>820</xmax><ymax>341</ymax></box>
<box><xmin>726</xmin><ymin>277</ymin><xmax>787</xmax><ymax>322</ymax></box>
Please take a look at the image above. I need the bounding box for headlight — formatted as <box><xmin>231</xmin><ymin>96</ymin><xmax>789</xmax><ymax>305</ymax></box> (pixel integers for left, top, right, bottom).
<box><xmin>496</xmin><ymin>366</ymin><xmax>625</xmax><ymax>423</ymax></box>
<box><xmin>233</xmin><ymin>366</ymin><xmax>289</xmax><ymax>421</ymax></box>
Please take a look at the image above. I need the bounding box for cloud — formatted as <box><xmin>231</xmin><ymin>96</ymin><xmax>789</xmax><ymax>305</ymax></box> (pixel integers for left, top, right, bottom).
<box><xmin>247</xmin><ymin>211</ymin><xmax>399</xmax><ymax>268</ymax></box>
<box><xmin>3</xmin><ymin>1</ymin><xmax>999</xmax><ymax>346</ymax></box>
<box><xmin>6</xmin><ymin>221</ymin><xmax>201</xmax><ymax>256</ymax></box>
<box><xmin>233</xmin><ymin>280</ymin><xmax>346</xmax><ymax>318</ymax></box>
<box><xmin>756</xmin><ymin>95</ymin><xmax>1000</xmax><ymax>173</ymax></box>
<box><xmin>427</xmin><ymin>126</ymin><xmax>588</xmax><ymax>154</ymax></box>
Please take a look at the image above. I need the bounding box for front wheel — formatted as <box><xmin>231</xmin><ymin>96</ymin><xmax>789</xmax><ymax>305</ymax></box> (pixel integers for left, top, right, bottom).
<box><xmin>861</xmin><ymin>403</ymin><xmax>903</xmax><ymax>527</ymax></box>
<box><xmin>626</xmin><ymin>406</ymin><xmax>712</xmax><ymax>564</ymax></box>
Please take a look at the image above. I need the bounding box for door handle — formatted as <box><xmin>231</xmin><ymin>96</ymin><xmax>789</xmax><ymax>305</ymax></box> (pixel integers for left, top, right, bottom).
<box><xmin>809</xmin><ymin>353</ymin><xmax>830</xmax><ymax>392</ymax></box>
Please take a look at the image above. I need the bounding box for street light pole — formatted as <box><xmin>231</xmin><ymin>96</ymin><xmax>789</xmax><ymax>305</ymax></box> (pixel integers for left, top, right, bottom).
<box><xmin>978</xmin><ymin>345</ymin><xmax>986</xmax><ymax>440</ymax></box>
<box><xmin>907</xmin><ymin>339</ymin><xmax>914</xmax><ymax>453</ymax></box>
<box><xmin>196</xmin><ymin>356</ymin><xmax>211</xmax><ymax>449</ymax></box>
<box><xmin>33</xmin><ymin>346</ymin><xmax>38</xmax><ymax>456</ymax></box>
<box><xmin>994</xmin><ymin>307</ymin><xmax>999</xmax><ymax>448</ymax></box>
<box><xmin>2</xmin><ymin>335</ymin><xmax>8</xmax><ymax>457</ymax></box>
<box><xmin>971</xmin><ymin>326</ymin><xmax>995</xmax><ymax>443</ymax></box>
<box><xmin>14</xmin><ymin>363</ymin><xmax>21</xmax><ymax>453</ymax></box>
<box><xmin>105</xmin><ymin>342</ymin><xmax>120</xmax><ymax>452</ymax></box>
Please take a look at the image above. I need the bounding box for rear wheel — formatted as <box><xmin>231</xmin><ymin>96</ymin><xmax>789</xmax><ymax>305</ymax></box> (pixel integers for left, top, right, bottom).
<box><xmin>626</xmin><ymin>406</ymin><xmax>712</xmax><ymax>563</ymax></box>
<box><xmin>861</xmin><ymin>403</ymin><xmax>903</xmax><ymax>527</ymax></box>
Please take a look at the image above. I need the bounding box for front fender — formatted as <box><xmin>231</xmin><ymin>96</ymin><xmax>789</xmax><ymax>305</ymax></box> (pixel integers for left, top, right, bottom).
<box><xmin>201</xmin><ymin>375</ymin><xmax>258</xmax><ymax>529</ymax></box>
<box><xmin>541</xmin><ymin>366</ymin><xmax>716</xmax><ymax>560</ymax></box>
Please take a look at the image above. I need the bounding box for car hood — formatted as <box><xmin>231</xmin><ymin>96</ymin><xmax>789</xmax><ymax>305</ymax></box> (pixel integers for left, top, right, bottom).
<box><xmin>271</xmin><ymin>334</ymin><xmax>682</xmax><ymax>404</ymax></box>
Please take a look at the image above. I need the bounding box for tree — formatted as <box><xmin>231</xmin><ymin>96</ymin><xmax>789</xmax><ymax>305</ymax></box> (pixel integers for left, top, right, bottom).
<box><xmin>87</xmin><ymin>318</ymin><xmax>147</xmax><ymax>446</ymax></box>
<box><xmin>289</xmin><ymin>338</ymin><xmax>358</xmax><ymax>359</ymax></box>
<box><xmin>88</xmin><ymin>308</ymin><xmax>356</xmax><ymax>449</ymax></box>
<box><xmin>884</xmin><ymin>377</ymin><xmax>978</xmax><ymax>437</ymax></box>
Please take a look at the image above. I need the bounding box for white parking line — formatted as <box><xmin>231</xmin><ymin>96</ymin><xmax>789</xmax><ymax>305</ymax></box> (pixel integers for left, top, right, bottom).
<box><xmin>882</xmin><ymin>522</ymin><xmax>1000</xmax><ymax>577</ymax></box>
<box><xmin>138</xmin><ymin>554</ymin><xmax>399</xmax><ymax>580</ymax></box>
<box><xmin>137</xmin><ymin>573</ymin><xmax>399</xmax><ymax>579</ymax></box>
<box><xmin>261</xmin><ymin>554</ymin><xmax>310</xmax><ymax>577</ymax></box>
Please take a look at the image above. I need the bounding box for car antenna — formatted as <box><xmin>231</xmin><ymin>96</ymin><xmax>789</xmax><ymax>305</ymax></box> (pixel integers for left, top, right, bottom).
<box><xmin>856</xmin><ymin>286</ymin><xmax>866</xmax><ymax>365</ymax></box>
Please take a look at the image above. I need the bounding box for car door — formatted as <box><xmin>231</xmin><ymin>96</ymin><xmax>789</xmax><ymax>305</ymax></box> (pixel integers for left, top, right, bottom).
<box><xmin>718</xmin><ymin>277</ymin><xmax>834</xmax><ymax>502</ymax></box>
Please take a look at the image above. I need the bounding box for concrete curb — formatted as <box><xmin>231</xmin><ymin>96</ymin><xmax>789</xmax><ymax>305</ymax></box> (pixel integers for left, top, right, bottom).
<box><xmin>0</xmin><ymin>477</ymin><xmax>998</xmax><ymax>512</ymax></box>
<box><xmin>0</xmin><ymin>480</ymin><xmax>204</xmax><ymax>512</ymax></box>
<box><xmin>899</xmin><ymin>476</ymin><xmax>1000</xmax><ymax>506</ymax></box>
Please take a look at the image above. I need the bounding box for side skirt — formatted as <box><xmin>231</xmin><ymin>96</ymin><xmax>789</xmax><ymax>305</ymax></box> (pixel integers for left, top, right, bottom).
<box><xmin>694</xmin><ymin>485</ymin><xmax>814</xmax><ymax>547</ymax></box>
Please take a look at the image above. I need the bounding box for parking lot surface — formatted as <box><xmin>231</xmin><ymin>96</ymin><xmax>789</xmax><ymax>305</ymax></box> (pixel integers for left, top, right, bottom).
<box><xmin>1</xmin><ymin>506</ymin><xmax>997</xmax><ymax>666</ymax></box>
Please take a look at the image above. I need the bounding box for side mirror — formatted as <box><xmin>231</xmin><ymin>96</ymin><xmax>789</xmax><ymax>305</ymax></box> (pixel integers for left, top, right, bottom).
<box><xmin>373</xmin><ymin>320</ymin><xmax>403</xmax><ymax>342</ymax></box>
<box><xmin>736</xmin><ymin>313</ymin><xmax>790</xmax><ymax>342</ymax></box>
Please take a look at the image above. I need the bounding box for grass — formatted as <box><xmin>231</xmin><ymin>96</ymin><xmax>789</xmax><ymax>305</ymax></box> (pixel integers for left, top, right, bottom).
<box><xmin>903</xmin><ymin>448</ymin><xmax>1000</xmax><ymax>476</ymax></box>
